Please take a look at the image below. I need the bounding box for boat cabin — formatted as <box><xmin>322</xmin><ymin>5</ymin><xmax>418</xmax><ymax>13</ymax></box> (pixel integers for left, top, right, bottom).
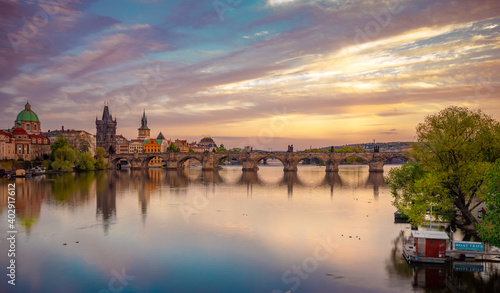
<box><xmin>403</xmin><ymin>231</ymin><xmax>449</xmax><ymax>264</ymax></box>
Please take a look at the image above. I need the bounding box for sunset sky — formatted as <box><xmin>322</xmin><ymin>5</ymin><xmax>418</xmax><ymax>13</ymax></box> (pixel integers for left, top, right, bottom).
<box><xmin>1</xmin><ymin>0</ymin><xmax>499</xmax><ymax>150</ymax></box>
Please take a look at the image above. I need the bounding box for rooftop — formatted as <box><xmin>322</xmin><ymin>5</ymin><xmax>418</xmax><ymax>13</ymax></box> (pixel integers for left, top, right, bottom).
<box><xmin>411</xmin><ymin>230</ymin><xmax>449</xmax><ymax>240</ymax></box>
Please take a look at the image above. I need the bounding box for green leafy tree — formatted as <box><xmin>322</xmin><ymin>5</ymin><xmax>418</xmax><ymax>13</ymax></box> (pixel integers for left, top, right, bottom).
<box><xmin>216</xmin><ymin>147</ymin><xmax>227</xmax><ymax>152</ymax></box>
<box><xmin>50</xmin><ymin>135</ymin><xmax>70</xmax><ymax>161</ymax></box>
<box><xmin>95</xmin><ymin>147</ymin><xmax>107</xmax><ymax>158</ymax></box>
<box><xmin>75</xmin><ymin>151</ymin><xmax>97</xmax><ymax>171</ymax></box>
<box><xmin>76</xmin><ymin>137</ymin><xmax>91</xmax><ymax>153</ymax></box>
<box><xmin>95</xmin><ymin>147</ymin><xmax>108</xmax><ymax>170</ymax></box>
<box><xmin>51</xmin><ymin>145</ymin><xmax>77</xmax><ymax>172</ymax></box>
<box><xmin>478</xmin><ymin>160</ymin><xmax>500</xmax><ymax>247</ymax></box>
<box><xmin>166</xmin><ymin>144</ymin><xmax>178</xmax><ymax>152</ymax></box>
<box><xmin>386</xmin><ymin>106</ymin><xmax>500</xmax><ymax>237</ymax></box>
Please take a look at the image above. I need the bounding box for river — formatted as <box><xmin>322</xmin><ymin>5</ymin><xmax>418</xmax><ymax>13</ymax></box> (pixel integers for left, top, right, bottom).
<box><xmin>0</xmin><ymin>165</ymin><xmax>499</xmax><ymax>292</ymax></box>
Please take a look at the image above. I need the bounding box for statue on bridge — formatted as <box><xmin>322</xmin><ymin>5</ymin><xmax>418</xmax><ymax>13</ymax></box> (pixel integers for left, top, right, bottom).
<box><xmin>287</xmin><ymin>145</ymin><xmax>294</xmax><ymax>152</ymax></box>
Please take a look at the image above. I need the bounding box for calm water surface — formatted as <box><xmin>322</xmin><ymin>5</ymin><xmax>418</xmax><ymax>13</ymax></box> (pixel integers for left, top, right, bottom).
<box><xmin>1</xmin><ymin>165</ymin><xmax>499</xmax><ymax>292</ymax></box>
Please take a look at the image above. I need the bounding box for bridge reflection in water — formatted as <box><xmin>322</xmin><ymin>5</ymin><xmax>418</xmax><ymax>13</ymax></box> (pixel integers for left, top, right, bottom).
<box><xmin>1</xmin><ymin>166</ymin><xmax>386</xmax><ymax>236</ymax></box>
<box><xmin>130</xmin><ymin>166</ymin><xmax>386</xmax><ymax>199</ymax></box>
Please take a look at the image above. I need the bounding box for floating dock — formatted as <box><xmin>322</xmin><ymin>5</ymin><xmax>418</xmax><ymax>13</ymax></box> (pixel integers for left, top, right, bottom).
<box><xmin>403</xmin><ymin>231</ymin><xmax>500</xmax><ymax>263</ymax></box>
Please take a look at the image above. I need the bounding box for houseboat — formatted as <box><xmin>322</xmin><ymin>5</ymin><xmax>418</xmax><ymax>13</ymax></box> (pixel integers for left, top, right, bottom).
<box><xmin>403</xmin><ymin>231</ymin><xmax>449</xmax><ymax>264</ymax></box>
<box><xmin>30</xmin><ymin>166</ymin><xmax>46</xmax><ymax>175</ymax></box>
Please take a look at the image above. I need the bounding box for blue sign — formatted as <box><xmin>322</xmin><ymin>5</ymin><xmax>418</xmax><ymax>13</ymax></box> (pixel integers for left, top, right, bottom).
<box><xmin>454</xmin><ymin>241</ymin><xmax>484</xmax><ymax>251</ymax></box>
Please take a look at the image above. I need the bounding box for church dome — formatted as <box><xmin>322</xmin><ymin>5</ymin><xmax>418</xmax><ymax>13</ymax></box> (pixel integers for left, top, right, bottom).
<box><xmin>199</xmin><ymin>137</ymin><xmax>217</xmax><ymax>147</ymax></box>
<box><xmin>16</xmin><ymin>102</ymin><xmax>39</xmax><ymax>122</ymax></box>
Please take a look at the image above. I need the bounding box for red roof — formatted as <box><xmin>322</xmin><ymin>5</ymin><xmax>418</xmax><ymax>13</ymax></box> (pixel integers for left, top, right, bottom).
<box><xmin>12</xmin><ymin>127</ymin><xmax>28</xmax><ymax>135</ymax></box>
<box><xmin>0</xmin><ymin>130</ymin><xmax>12</xmax><ymax>137</ymax></box>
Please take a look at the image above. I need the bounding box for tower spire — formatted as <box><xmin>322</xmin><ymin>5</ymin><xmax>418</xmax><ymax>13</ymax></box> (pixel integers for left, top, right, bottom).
<box><xmin>141</xmin><ymin>109</ymin><xmax>147</xmax><ymax>128</ymax></box>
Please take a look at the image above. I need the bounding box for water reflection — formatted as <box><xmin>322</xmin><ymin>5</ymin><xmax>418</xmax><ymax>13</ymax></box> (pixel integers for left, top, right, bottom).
<box><xmin>1</xmin><ymin>166</ymin><xmax>499</xmax><ymax>292</ymax></box>
<box><xmin>95</xmin><ymin>171</ymin><xmax>116</xmax><ymax>233</ymax></box>
<box><xmin>366</xmin><ymin>172</ymin><xmax>384</xmax><ymax>198</ymax></box>
<box><xmin>6</xmin><ymin>177</ymin><xmax>49</xmax><ymax>234</ymax></box>
<box><xmin>0</xmin><ymin>167</ymin><xmax>387</xmax><ymax>234</ymax></box>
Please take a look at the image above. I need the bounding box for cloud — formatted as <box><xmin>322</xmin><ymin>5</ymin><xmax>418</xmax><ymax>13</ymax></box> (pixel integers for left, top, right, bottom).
<box><xmin>1</xmin><ymin>0</ymin><xmax>499</xmax><ymax>149</ymax></box>
<box><xmin>380</xmin><ymin>129</ymin><xmax>398</xmax><ymax>135</ymax></box>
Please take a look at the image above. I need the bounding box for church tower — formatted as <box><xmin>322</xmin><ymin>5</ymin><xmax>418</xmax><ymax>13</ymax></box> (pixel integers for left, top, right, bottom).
<box><xmin>138</xmin><ymin>109</ymin><xmax>150</xmax><ymax>140</ymax></box>
<box><xmin>96</xmin><ymin>103</ymin><xmax>117</xmax><ymax>155</ymax></box>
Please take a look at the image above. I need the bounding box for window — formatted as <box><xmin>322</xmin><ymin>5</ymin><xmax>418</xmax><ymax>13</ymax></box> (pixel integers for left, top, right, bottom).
<box><xmin>34</xmin><ymin>124</ymin><xmax>37</xmax><ymax>131</ymax></box>
<box><xmin>26</xmin><ymin>124</ymin><xmax>30</xmax><ymax>130</ymax></box>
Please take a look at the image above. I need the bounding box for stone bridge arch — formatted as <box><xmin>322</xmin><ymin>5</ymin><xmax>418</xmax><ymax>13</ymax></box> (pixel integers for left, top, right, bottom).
<box><xmin>293</xmin><ymin>153</ymin><xmax>340</xmax><ymax>172</ymax></box>
<box><xmin>176</xmin><ymin>154</ymin><xmax>204</xmax><ymax>169</ymax></box>
<box><xmin>138</xmin><ymin>154</ymin><xmax>167</xmax><ymax>168</ymax></box>
<box><xmin>251</xmin><ymin>153</ymin><xmax>289</xmax><ymax>171</ymax></box>
<box><xmin>214</xmin><ymin>153</ymin><xmax>243</xmax><ymax>167</ymax></box>
<box><xmin>111</xmin><ymin>155</ymin><xmax>131</xmax><ymax>166</ymax></box>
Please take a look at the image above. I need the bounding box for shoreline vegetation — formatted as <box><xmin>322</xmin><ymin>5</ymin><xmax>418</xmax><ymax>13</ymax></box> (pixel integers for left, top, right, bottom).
<box><xmin>386</xmin><ymin>106</ymin><xmax>500</xmax><ymax>247</ymax></box>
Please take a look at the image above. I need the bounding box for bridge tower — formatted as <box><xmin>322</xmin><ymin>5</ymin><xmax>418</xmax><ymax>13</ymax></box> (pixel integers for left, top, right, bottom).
<box><xmin>96</xmin><ymin>103</ymin><xmax>117</xmax><ymax>155</ymax></box>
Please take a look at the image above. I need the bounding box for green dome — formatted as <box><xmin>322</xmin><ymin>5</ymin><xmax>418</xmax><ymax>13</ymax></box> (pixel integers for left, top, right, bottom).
<box><xmin>16</xmin><ymin>103</ymin><xmax>39</xmax><ymax>122</ymax></box>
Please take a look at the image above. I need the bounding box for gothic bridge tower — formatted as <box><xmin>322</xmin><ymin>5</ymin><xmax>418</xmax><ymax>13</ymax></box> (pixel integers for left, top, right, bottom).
<box><xmin>96</xmin><ymin>103</ymin><xmax>117</xmax><ymax>155</ymax></box>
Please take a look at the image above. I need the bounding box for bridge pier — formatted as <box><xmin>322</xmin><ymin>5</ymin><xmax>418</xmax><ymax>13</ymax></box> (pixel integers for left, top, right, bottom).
<box><xmin>325</xmin><ymin>161</ymin><xmax>340</xmax><ymax>172</ymax></box>
<box><xmin>130</xmin><ymin>158</ymin><xmax>144</xmax><ymax>169</ymax></box>
<box><xmin>368</xmin><ymin>160</ymin><xmax>385</xmax><ymax>173</ymax></box>
<box><xmin>164</xmin><ymin>160</ymin><xmax>178</xmax><ymax>170</ymax></box>
<box><xmin>202</xmin><ymin>152</ymin><xmax>217</xmax><ymax>171</ymax></box>
<box><xmin>240</xmin><ymin>157</ymin><xmax>259</xmax><ymax>171</ymax></box>
<box><xmin>283</xmin><ymin>159</ymin><xmax>299</xmax><ymax>172</ymax></box>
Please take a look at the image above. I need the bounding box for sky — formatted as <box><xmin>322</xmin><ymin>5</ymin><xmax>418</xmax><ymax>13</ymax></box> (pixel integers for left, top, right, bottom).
<box><xmin>1</xmin><ymin>0</ymin><xmax>499</xmax><ymax>151</ymax></box>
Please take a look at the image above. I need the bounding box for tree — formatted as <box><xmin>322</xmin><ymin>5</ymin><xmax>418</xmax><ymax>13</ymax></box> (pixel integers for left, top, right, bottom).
<box><xmin>386</xmin><ymin>106</ymin><xmax>500</xmax><ymax>237</ymax></box>
<box><xmin>50</xmin><ymin>135</ymin><xmax>70</xmax><ymax>161</ymax></box>
<box><xmin>95</xmin><ymin>147</ymin><xmax>108</xmax><ymax>170</ymax></box>
<box><xmin>478</xmin><ymin>160</ymin><xmax>500</xmax><ymax>247</ymax></box>
<box><xmin>75</xmin><ymin>151</ymin><xmax>97</xmax><ymax>171</ymax></box>
<box><xmin>166</xmin><ymin>144</ymin><xmax>178</xmax><ymax>152</ymax></box>
<box><xmin>216</xmin><ymin>146</ymin><xmax>227</xmax><ymax>152</ymax></box>
<box><xmin>51</xmin><ymin>145</ymin><xmax>77</xmax><ymax>172</ymax></box>
<box><xmin>76</xmin><ymin>136</ymin><xmax>91</xmax><ymax>153</ymax></box>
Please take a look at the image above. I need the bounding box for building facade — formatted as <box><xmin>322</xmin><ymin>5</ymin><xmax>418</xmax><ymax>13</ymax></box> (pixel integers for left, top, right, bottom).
<box><xmin>43</xmin><ymin>127</ymin><xmax>96</xmax><ymax>155</ymax></box>
<box><xmin>144</xmin><ymin>138</ymin><xmax>163</xmax><ymax>166</ymax></box>
<box><xmin>96</xmin><ymin>104</ymin><xmax>117</xmax><ymax>155</ymax></box>
<box><xmin>129</xmin><ymin>139</ymin><xmax>144</xmax><ymax>153</ymax></box>
<box><xmin>0</xmin><ymin>103</ymin><xmax>50</xmax><ymax>160</ymax></box>
<box><xmin>115</xmin><ymin>135</ymin><xmax>130</xmax><ymax>154</ymax></box>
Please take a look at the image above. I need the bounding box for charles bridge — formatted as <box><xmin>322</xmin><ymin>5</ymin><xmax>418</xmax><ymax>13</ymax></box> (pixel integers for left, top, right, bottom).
<box><xmin>109</xmin><ymin>151</ymin><xmax>411</xmax><ymax>173</ymax></box>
